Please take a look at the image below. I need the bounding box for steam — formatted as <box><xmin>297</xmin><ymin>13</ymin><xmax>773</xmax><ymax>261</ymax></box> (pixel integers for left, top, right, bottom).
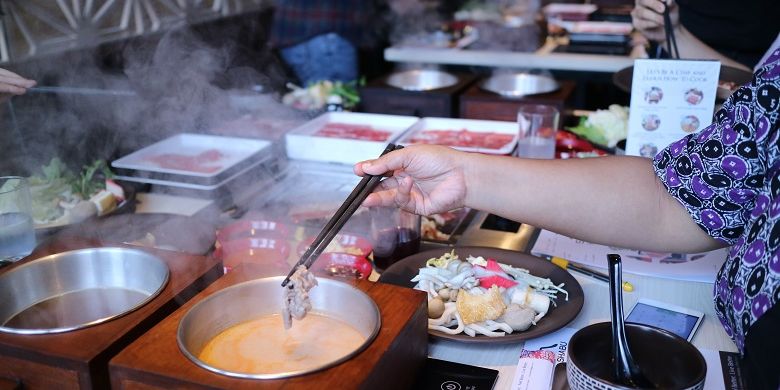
<box><xmin>121</xmin><ymin>29</ymin><xmax>235</xmax><ymax>150</ymax></box>
<box><xmin>0</xmin><ymin>9</ymin><xmax>453</xmax><ymax>270</ymax></box>
<box><xmin>0</xmin><ymin>24</ymin><xmax>317</xmax><ymax>258</ymax></box>
<box><xmin>1</xmin><ymin>25</ymin><xmax>307</xmax><ymax>177</ymax></box>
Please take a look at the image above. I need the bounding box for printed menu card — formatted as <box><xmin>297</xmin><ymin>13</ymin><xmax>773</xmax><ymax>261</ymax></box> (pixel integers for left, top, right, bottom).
<box><xmin>531</xmin><ymin>229</ymin><xmax>727</xmax><ymax>283</ymax></box>
<box><xmin>625</xmin><ymin>59</ymin><xmax>721</xmax><ymax>157</ymax></box>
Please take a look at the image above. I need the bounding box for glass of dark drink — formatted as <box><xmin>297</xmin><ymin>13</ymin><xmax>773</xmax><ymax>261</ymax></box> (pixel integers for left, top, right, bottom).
<box><xmin>369</xmin><ymin>207</ymin><xmax>421</xmax><ymax>273</ymax></box>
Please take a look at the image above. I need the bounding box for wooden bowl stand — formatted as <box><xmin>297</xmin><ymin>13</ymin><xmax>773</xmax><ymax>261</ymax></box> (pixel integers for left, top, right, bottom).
<box><xmin>0</xmin><ymin>239</ymin><xmax>222</xmax><ymax>389</ymax></box>
<box><xmin>109</xmin><ymin>263</ymin><xmax>429</xmax><ymax>389</ymax></box>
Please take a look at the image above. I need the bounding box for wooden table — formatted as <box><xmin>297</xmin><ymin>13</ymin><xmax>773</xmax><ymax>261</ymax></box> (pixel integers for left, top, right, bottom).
<box><xmin>109</xmin><ymin>264</ymin><xmax>428</xmax><ymax>389</ymax></box>
<box><xmin>360</xmin><ymin>72</ymin><xmax>477</xmax><ymax>118</ymax></box>
<box><xmin>459</xmin><ymin>80</ymin><xmax>576</xmax><ymax>121</ymax></box>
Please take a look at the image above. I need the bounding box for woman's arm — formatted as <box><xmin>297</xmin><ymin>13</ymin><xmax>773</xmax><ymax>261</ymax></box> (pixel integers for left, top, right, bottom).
<box><xmin>670</xmin><ymin>25</ymin><xmax>750</xmax><ymax>71</ymax></box>
<box><xmin>357</xmin><ymin>146</ymin><xmax>722</xmax><ymax>253</ymax></box>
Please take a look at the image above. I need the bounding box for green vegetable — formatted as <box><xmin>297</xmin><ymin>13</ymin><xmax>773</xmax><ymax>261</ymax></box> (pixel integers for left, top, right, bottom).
<box><xmin>426</xmin><ymin>249</ymin><xmax>459</xmax><ymax>268</ymax></box>
<box><xmin>29</xmin><ymin>157</ymin><xmax>70</xmax><ymax>186</ymax></box>
<box><xmin>26</xmin><ymin>158</ymin><xmax>115</xmax><ymax>223</ymax></box>
<box><xmin>72</xmin><ymin>160</ymin><xmax>112</xmax><ymax>199</ymax></box>
<box><xmin>329</xmin><ymin>77</ymin><xmax>364</xmax><ymax>109</ymax></box>
<box><xmin>567</xmin><ymin>116</ymin><xmax>609</xmax><ymax>147</ymax></box>
<box><xmin>566</xmin><ymin>105</ymin><xmax>629</xmax><ymax>148</ymax></box>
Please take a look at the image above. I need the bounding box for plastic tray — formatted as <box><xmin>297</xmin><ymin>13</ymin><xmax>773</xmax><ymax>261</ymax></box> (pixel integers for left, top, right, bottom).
<box><xmin>543</xmin><ymin>3</ymin><xmax>597</xmax><ymax>21</ymax></box>
<box><xmin>565</xmin><ymin>21</ymin><xmax>632</xmax><ymax>35</ymax></box>
<box><xmin>112</xmin><ymin>133</ymin><xmax>272</xmax><ymax>186</ymax></box>
<box><xmin>115</xmin><ymin>157</ymin><xmax>269</xmax><ymax>191</ymax></box>
<box><xmin>284</xmin><ymin>112</ymin><xmax>420</xmax><ymax>165</ymax></box>
<box><xmin>397</xmin><ymin>117</ymin><xmax>518</xmax><ymax>155</ymax></box>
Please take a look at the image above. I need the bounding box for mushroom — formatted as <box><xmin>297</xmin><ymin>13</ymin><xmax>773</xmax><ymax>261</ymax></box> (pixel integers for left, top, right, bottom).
<box><xmin>430</xmin><ymin>309</ymin><xmax>465</xmax><ymax>335</ymax></box>
<box><xmin>438</xmin><ymin>288</ymin><xmax>451</xmax><ymax>301</ymax></box>
<box><xmin>428</xmin><ymin>297</ymin><xmax>446</xmax><ymax>319</ymax></box>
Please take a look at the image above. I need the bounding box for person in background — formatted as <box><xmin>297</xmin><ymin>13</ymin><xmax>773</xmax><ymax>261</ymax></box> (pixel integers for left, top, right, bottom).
<box><xmin>631</xmin><ymin>0</ymin><xmax>780</xmax><ymax>71</ymax></box>
<box><xmin>269</xmin><ymin>0</ymin><xmax>385</xmax><ymax>86</ymax></box>
<box><xmin>0</xmin><ymin>68</ymin><xmax>35</xmax><ymax>103</ymax></box>
<box><xmin>355</xmin><ymin>49</ymin><xmax>780</xmax><ymax>389</ymax></box>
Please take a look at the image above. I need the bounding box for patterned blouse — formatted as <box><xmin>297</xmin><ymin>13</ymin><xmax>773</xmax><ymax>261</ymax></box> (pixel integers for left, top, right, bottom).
<box><xmin>653</xmin><ymin>50</ymin><xmax>780</xmax><ymax>352</ymax></box>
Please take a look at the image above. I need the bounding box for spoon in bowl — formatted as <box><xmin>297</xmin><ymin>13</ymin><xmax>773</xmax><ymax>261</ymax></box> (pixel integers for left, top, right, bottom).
<box><xmin>607</xmin><ymin>254</ymin><xmax>654</xmax><ymax>388</ymax></box>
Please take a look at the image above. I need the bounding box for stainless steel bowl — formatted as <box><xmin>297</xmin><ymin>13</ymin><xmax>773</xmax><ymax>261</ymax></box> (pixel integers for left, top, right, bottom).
<box><xmin>480</xmin><ymin>73</ymin><xmax>559</xmax><ymax>98</ymax></box>
<box><xmin>386</xmin><ymin>69</ymin><xmax>459</xmax><ymax>91</ymax></box>
<box><xmin>177</xmin><ymin>276</ymin><xmax>381</xmax><ymax>379</ymax></box>
<box><xmin>0</xmin><ymin>247</ymin><xmax>169</xmax><ymax>334</ymax></box>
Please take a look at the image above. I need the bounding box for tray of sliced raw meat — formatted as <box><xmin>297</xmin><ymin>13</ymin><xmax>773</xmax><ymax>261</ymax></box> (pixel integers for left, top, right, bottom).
<box><xmin>112</xmin><ymin>133</ymin><xmax>272</xmax><ymax>186</ymax></box>
<box><xmin>285</xmin><ymin>112</ymin><xmax>419</xmax><ymax>165</ymax></box>
<box><xmin>398</xmin><ymin>117</ymin><xmax>518</xmax><ymax>155</ymax></box>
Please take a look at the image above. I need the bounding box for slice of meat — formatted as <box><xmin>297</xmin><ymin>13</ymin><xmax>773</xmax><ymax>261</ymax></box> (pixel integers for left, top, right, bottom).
<box><xmin>314</xmin><ymin>122</ymin><xmax>392</xmax><ymax>141</ymax></box>
<box><xmin>409</xmin><ymin>129</ymin><xmax>514</xmax><ymax>150</ymax></box>
<box><xmin>197</xmin><ymin>149</ymin><xmax>224</xmax><ymax>162</ymax></box>
<box><xmin>143</xmin><ymin>148</ymin><xmax>224</xmax><ymax>173</ymax></box>
<box><xmin>282</xmin><ymin>265</ymin><xmax>318</xmax><ymax>329</ymax></box>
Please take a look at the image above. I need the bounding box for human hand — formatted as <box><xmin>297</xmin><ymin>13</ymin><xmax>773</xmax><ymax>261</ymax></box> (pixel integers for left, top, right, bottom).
<box><xmin>0</xmin><ymin>68</ymin><xmax>35</xmax><ymax>103</ymax></box>
<box><xmin>631</xmin><ymin>0</ymin><xmax>679</xmax><ymax>42</ymax></box>
<box><xmin>354</xmin><ymin>144</ymin><xmax>468</xmax><ymax>216</ymax></box>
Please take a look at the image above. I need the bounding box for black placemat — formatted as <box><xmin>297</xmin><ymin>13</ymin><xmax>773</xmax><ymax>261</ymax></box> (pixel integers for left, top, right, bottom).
<box><xmin>413</xmin><ymin>358</ymin><xmax>499</xmax><ymax>390</ymax></box>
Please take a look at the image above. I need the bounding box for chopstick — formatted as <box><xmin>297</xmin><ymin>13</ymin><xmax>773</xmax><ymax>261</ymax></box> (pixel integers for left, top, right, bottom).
<box><xmin>539</xmin><ymin>253</ymin><xmax>634</xmax><ymax>292</ymax></box>
<box><xmin>28</xmin><ymin>86</ymin><xmax>137</xmax><ymax>97</ymax></box>
<box><xmin>281</xmin><ymin>143</ymin><xmax>402</xmax><ymax>287</ymax></box>
<box><xmin>662</xmin><ymin>2</ymin><xmax>679</xmax><ymax>59</ymax></box>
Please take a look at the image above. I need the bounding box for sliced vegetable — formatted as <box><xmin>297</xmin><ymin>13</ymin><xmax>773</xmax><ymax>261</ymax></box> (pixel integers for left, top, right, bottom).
<box><xmin>477</xmin><ymin>275</ymin><xmax>518</xmax><ymax>289</ymax></box>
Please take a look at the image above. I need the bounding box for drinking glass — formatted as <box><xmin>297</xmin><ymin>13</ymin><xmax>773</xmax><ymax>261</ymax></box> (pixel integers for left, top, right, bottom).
<box><xmin>369</xmin><ymin>207</ymin><xmax>421</xmax><ymax>273</ymax></box>
<box><xmin>515</xmin><ymin>104</ymin><xmax>560</xmax><ymax>159</ymax></box>
<box><xmin>0</xmin><ymin>176</ymin><xmax>35</xmax><ymax>262</ymax></box>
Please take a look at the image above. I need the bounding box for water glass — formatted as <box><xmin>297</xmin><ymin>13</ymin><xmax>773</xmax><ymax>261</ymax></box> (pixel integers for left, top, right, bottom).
<box><xmin>369</xmin><ymin>207</ymin><xmax>421</xmax><ymax>272</ymax></box>
<box><xmin>515</xmin><ymin>104</ymin><xmax>560</xmax><ymax>159</ymax></box>
<box><xmin>0</xmin><ymin>176</ymin><xmax>35</xmax><ymax>262</ymax></box>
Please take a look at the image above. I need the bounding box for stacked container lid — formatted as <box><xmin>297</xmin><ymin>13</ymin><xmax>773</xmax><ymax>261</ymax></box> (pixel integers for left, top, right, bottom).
<box><xmin>111</xmin><ymin>133</ymin><xmax>274</xmax><ymax>198</ymax></box>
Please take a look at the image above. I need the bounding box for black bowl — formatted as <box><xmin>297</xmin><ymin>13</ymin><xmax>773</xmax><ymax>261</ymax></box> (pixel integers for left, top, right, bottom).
<box><xmin>567</xmin><ymin>322</ymin><xmax>706</xmax><ymax>389</ymax></box>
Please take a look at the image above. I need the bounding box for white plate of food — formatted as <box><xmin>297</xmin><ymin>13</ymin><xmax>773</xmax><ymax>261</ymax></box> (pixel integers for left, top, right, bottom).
<box><xmin>398</xmin><ymin>117</ymin><xmax>519</xmax><ymax>155</ymax></box>
<box><xmin>285</xmin><ymin>112</ymin><xmax>419</xmax><ymax>165</ymax></box>
<box><xmin>112</xmin><ymin>133</ymin><xmax>271</xmax><ymax>185</ymax></box>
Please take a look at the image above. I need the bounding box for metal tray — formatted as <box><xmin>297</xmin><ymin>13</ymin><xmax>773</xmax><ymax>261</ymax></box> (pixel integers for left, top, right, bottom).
<box><xmin>386</xmin><ymin>69</ymin><xmax>459</xmax><ymax>91</ymax></box>
<box><xmin>480</xmin><ymin>73</ymin><xmax>559</xmax><ymax>98</ymax></box>
<box><xmin>0</xmin><ymin>247</ymin><xmax>169</xmax><ymax>334</ymax></box>
<box><xmin>112</xmin><ymin>133</ymin><xmax>272</xmax><ymax>186</ymax></box>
